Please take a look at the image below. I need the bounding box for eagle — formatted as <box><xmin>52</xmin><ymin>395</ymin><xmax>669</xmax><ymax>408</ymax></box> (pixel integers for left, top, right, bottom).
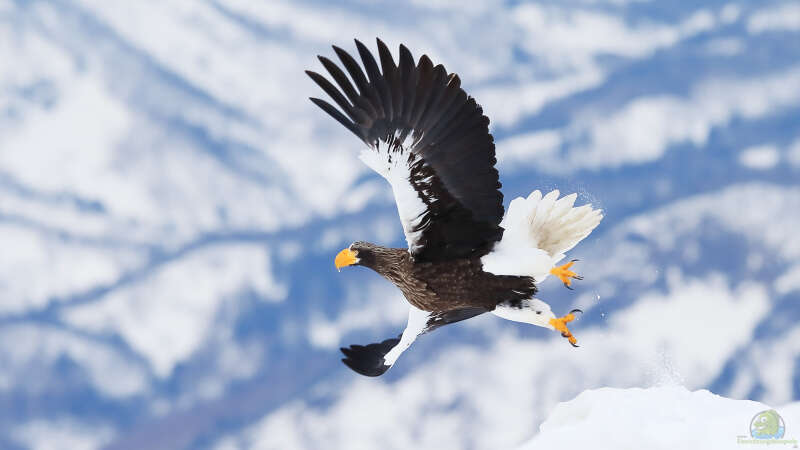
<box><xmin>307</xmin><ymin>39</ymin><xmax>603</xmax><ymax>377</ymax></box>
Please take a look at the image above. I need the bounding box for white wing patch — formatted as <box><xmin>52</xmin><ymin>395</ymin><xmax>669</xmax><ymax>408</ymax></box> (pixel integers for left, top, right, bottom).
<box><xmin>340</xmin><ymin>305</ymin><xmax>487</xmax><ymax>376</ymax></box>
<box><xmin>339</xmin><ymin>305</ymin><xmax>431</xmax><ymax>376</ymax></box>
<box><xmin>480</xmin><ymin>245</ymin><xmax>553</xmax><ymax>280</ymax></box>
<box><xmin>382</xmin><ymin>305</ymin><xmax>430</xmax><ymax>366</ymax></box>
<box><xmin>359</xmin><ymin>147</ymin><xmax>429</xmax><ymax>254</ymax></box>
<box><xmin>482</xmin><ymin>189</ymin><xmax>603</xmax><ymax>279</ymax></box>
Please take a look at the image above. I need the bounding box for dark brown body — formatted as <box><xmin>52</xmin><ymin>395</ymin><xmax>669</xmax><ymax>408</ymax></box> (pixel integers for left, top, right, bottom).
<box><xmin>359</xmin><ymin>245</ymin><xmax>536</xmax><ymax>312</ymax></box>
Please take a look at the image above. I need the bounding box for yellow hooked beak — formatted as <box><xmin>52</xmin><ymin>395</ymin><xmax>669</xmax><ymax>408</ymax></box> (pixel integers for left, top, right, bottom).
<box><xmin>334</xmin><ymin>248</ymin><xmax>358</xmax><ymax>271</ymax></box>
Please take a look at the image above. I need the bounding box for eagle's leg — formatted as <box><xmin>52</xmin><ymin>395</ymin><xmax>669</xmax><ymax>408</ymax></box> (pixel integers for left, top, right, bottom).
<box><xmin>550</xmin><ymin>259</ymin><xmax>583</xmax><ymax>289</ymax></box>
<box><xmin>548</xmin><ymin>309</ymin><xmax>582</xmax><ymax>347</ymax></box>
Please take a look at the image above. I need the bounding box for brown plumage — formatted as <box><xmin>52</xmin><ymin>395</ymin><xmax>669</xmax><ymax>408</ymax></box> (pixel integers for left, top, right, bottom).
<box><xmin>351</xmin><ymin>242</ymin><xmax>535</xmax><ymax>312</ymax></box>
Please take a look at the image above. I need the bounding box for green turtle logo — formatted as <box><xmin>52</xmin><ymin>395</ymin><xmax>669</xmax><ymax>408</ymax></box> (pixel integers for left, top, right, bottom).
<box><xmin>750</xmin><ymin>409</ymin><xmax>786</xmax><ymax>440</ymax></box>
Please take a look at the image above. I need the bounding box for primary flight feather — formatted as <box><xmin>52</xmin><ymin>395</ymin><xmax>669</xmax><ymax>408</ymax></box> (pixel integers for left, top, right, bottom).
<box><xmin>307</xmin><ymin>38</ymin><xmax>603</xmax><ymax>377</ymax></box>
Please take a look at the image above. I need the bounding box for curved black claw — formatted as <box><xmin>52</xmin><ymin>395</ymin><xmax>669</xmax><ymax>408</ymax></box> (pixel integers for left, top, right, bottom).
<box><xmin>570</xmin><ymin>341</ymin><xmax>580</xmax><ymax>348</ymax></box>
<box><xmin>564</xmin><ymin>283</ymin><xmax>574</xmax><ymax>290</ymax></box>
<box><xmin>570</xmin><ymin>308</ymin><xmax>583</xmax><ymax>316</ymax></box>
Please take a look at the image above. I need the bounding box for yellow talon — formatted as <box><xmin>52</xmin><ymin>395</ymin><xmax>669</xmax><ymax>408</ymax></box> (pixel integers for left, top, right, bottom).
<box><xmin>550</xmin><ymin>259</ymin><xmax>583</xmax><ymax>289</ymax></box>
<box><xmin>548</xmin><ymin>309</ymin><xmax>581</xmax><ymax>347</ymax></box>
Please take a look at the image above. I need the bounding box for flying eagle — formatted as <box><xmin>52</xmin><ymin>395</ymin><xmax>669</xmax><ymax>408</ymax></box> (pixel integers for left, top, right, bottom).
<box><xmin>307</xmin><ymin>39</ymin><xmax>603</xmax><ymax>377</ymax></box>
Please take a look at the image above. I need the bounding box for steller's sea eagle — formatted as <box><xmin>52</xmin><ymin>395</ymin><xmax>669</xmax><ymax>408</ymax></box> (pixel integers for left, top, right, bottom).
<box><xmin>307</xmin><ymin>38</ymin><xmax>603</xmax><ymax>377</ymax></box>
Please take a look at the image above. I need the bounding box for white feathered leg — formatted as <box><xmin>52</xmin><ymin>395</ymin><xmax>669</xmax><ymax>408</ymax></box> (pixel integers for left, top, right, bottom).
<box><xmin>491</xmin><ymin>299</ymin><xmax>556</xmax><ymax>329</ymax></box>
<box><xmin>491</xmin><ymin>299</ymin><xmax>583</xmax><ymax>346</ymax></box>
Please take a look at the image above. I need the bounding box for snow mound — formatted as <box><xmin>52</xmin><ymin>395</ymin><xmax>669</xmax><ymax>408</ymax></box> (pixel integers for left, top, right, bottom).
<box><xmin>520</xmin><ymin>386</ymin><xmax>800</xmax><ymax>450</ymax></box>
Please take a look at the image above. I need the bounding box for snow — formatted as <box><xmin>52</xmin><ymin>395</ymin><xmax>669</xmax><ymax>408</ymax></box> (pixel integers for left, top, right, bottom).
<box><xmin>520</xmin><ymin>386</ymin><xmax>800</xmax><ymax>450</ymax></box>
<box><xmin>307</xmin><ymin>283</ymin><xmax>407</xmax><ymax>349</ymax></box>
<box><xmin>0</xmin><ymin>324</ymin><xmax>148</xmax><ymax>398</ymax></box>
<box><xmin>63</xmin><ymin>244</ymin><xmax>286</xmax><ymax>378</ymax></box>
<box><xmin>704</xmin><ymin>37</ymin><xmax>744</xmax><ymax>56</ymax></box>
<box><xmin>775</xmin><ymin>264</ymin><xmax>800</xmax><ymax>295</ymax></box>
<box><xmin>739</xmin><ymin>145</ymin><xmax>780</xmax><ymax>170</ymax></box>
<box><xmin>0</xmin><ymin>223</ymin><xmax>142</xmax><ymax>313</ymax></box>
<box><xmin>747</xmin><ymin>2</ymin><xmax>800</xmax><ymax>34</ymax></box>
<box><xmin>0</xmin><ymin>78</ymin><xmax>133</xmax><ymax>215</ymax></box>
<box><xmin>496</xmin><ymin>130</ymin><xmax>562</xmax><ymax>171</ymax></box>
<box><xmin>489</xmin><ymin>64</ymin><xmax>800</xmax><ymax>174</ymax></box>
<box><xmin>788</xmin><ymin>138</ymin><xmax>800</xmax><ymax>168</ymax></box>
<box><xmin>622</xmin><ymin>183</ymin><xmax>800</xmax><ymax>260</ymax></box>
<box><xmin>565</xmin><ymin>66</ymin><xmax>800</xmax><ymax>171</ymax></box>
<box><xmin>477</xmin><ymin>5</ymin><xmax>720</xmax><ymax>127</ymax></box>
<box><xmin>11</xmin><ymin>418</ymin><xmax>114</xmax><ymax>450</ymax></box>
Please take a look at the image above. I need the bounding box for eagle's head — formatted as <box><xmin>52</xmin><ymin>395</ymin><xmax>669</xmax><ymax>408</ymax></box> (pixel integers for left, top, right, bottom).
<box><xmin>334</xmin><ymin>241</ymin><xmax>381</xmax><ymax>271</ymax></box>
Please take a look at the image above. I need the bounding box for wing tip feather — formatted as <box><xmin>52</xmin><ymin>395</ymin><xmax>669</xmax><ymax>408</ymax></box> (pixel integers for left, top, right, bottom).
<box><xmin>308</xmin><ymin>39</ymin><xmax>506</xmax><ymax>260</ymax></box>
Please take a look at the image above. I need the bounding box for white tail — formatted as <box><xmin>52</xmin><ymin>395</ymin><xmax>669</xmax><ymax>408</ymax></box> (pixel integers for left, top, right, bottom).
<box><xmin>503</xmin><ymin>189</ymin><xmax>603</xmax><ymax>259</ymax></box>
<box><xmin>481</xmin><ymin>190</ymin><xmax>603</xmax><ymax>280</ymax></box>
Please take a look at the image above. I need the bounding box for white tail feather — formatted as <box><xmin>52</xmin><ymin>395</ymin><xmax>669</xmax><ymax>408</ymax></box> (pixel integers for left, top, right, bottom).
<box><xmin>481</xmin><ymin>190</ymin><xmax>603</xmax><ymax>280</ymax></box>
<box><xmin>503</xmin><ymin>189</ymin><xmax>603</xmax><ymax>258</ymax></box>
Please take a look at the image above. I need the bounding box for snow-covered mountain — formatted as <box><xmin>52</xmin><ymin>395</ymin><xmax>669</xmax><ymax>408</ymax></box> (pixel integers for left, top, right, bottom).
<box><xmin>1</xmin><ymin>1</ymin><xmax>799</xmax><ymax>449</ymax></box>
<box><xmin>520</xmin><ymin>386</ymin><xmax>800</xmax><ymax>450</ymax></box>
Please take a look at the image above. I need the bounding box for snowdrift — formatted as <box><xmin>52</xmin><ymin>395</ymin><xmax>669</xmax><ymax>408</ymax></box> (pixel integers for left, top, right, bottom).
<box><xmin>519</xmin><ymin>386</ymin><xmax>800</xmax><ymax>450</ymax></box>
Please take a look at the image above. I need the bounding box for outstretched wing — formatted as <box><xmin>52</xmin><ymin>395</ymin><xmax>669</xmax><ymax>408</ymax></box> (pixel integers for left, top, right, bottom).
<box><xmin>307</xmin><ymin>38</ymin><xmax>504</xmax><ymax>262</ymax></box>
<box><xmin>340</xmin><ymin>305</ymin><xmax>486</xmax><ymax>377</ymax></box>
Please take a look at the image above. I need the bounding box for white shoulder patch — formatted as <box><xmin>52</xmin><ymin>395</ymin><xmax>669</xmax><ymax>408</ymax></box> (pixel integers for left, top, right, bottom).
<box><xmin>359</xmin><ymin>147</ymin><xmax>429</xmax><ymax>253</ymax></box>
<box><xmin>383</xmin><ymin>305</ymin><xmax>430</xmax><ymax>366</ymax></box>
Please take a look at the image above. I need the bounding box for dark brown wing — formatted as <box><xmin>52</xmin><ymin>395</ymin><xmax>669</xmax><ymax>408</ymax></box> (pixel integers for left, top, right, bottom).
<box><xmin>307</xmin><ymin>38</ymin><xmax>504</xmax><ymax>262</ymax></box>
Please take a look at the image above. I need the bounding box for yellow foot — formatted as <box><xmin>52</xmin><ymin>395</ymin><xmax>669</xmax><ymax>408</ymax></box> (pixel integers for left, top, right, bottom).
<box><xmin>550</xmin><ymin>259</ymin><xmax>583</xmax><ymax>290</ymax></box>
<box><xmin>548</xmin><ymin>309</ymin><xmax>582</xmax><ymax>347</ymax></box>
